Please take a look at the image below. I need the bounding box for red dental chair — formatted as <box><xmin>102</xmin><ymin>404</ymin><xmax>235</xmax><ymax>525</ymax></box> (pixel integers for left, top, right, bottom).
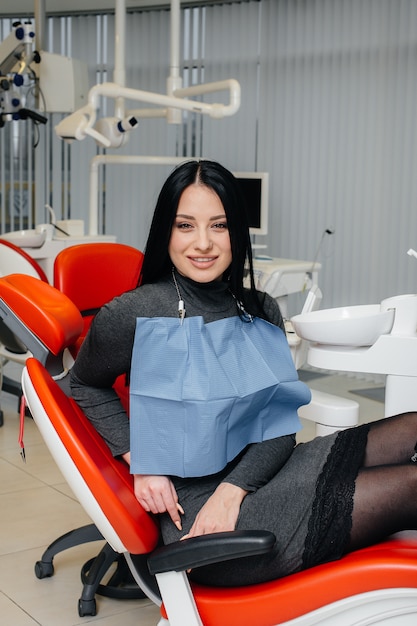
<box><xmin>2</xmin><ymin>274</ymin><xmax>417</xmax><ymax>625</ymax></box>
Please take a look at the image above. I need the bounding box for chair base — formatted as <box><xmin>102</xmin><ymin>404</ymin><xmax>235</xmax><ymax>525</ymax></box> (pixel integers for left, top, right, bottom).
<box><xmin>79</xmin><ymin>544</ymin><xmax>146</xmax><ymax>617</ymax></box>
<box><xmin>35</xmin><ymin>523</ymin><xmax>145</xmax><ymax>617</ymax></box>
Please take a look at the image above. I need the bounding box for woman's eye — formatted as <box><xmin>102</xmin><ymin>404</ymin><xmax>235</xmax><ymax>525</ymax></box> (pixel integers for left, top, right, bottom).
<box><xmin>212</xmin><ymin>222</ymin><xmax>228</xmax><ymax>230</ymax></box>
<box><xmin>177</xmin><ymin>222</ymin><xmax>193</xmax><ymax>229</ymax></box>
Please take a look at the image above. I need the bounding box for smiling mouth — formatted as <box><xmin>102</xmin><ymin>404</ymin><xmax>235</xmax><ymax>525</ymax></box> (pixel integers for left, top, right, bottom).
<box><xmin>190</xmin><ymin>257</ymin><xmax>217</xmax><ymax>263</ymax></box>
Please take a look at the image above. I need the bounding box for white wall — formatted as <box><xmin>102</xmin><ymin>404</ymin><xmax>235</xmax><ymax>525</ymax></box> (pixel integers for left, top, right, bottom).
<box><xmin>259</xmin><ymin>0</ymin><xmax>417</xmax><ymax>311</ymax></box>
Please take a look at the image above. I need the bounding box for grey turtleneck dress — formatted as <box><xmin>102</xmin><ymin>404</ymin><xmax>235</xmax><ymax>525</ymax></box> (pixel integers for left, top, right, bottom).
<box><xmin>70</xmin><ymin>272</ymin><xmax>369</xmax><ymax>586</ymax></box>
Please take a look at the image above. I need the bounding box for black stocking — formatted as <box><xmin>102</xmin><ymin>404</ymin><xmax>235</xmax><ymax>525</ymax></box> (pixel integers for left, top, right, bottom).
<box><xmin>346</xmin><ymin>412</ymin><xmax>417</xmax><ymax>552</ymax></box>
<box><xmin>362</xmin><ymin>412</ymin><xmax>417</xmax><ymax>467</ymax></box>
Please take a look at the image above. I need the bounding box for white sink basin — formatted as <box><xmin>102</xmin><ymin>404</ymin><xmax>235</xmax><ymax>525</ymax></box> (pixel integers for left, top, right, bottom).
<box><xmin>291</xmin><ymin>304</ymin><xmax>395</xmax><ymax>347</ymax></box>
<box><xmin>1</xmin><ymin>229</ymin><xmax>46</xmax><ymax>248</ymax></box>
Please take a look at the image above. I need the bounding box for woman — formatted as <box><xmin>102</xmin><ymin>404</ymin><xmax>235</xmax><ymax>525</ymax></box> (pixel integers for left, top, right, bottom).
<box><xmin>71</xmin><ymin>159</ymin><xmax>417</xmax><ymax>586</ymax></box>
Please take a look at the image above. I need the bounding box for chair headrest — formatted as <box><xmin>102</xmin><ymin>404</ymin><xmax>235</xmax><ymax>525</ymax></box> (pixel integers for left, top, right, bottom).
<box><xmin>0</xmin><ymin>274</ymin><xmax>83</xmax><ymax>355</ymax></box>
<box><xmin>54</xmin><ymin>243</ymin><xmax>144</xmax><ymax>312</ymax></box>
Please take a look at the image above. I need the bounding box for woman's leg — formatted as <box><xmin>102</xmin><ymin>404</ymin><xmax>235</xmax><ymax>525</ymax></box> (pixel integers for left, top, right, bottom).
<box><xmin>362</xmin><ymin>412</ymin><xmax>417</xmax><ymax>467</ymax></box>
<box><xmin>347</xmin><ymin>412</ymin><xmax>417</xmax><ymax>551</ymax></box>
<box><xmin>348</xmin><ymin>464</ymin><xmax>417</xmax><ymax>550</ymax></box>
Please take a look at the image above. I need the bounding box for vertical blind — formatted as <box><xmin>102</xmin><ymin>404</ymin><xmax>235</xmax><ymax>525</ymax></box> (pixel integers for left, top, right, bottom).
<box><xmin>258</xmin><ymin>0</ymin><xmax>417</xmax><ymax>310</ymax></box>
<box><xmin>1</xmin><ymin>0</ymin><xmax>417</xmax><ymax>311</ymax></box>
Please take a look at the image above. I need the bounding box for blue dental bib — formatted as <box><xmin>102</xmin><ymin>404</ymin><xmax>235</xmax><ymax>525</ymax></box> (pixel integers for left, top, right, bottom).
<box><xmin>129</xmin><ymin>315</ymin><xmax>311</xmax><ymax>477</ymax></box>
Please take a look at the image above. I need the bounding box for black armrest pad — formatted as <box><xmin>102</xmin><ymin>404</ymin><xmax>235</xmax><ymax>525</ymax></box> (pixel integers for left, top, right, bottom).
<box><xmin>148</xmin><ymin>530</ymin><xmax>276</xmax><ymax>575</ymax></box>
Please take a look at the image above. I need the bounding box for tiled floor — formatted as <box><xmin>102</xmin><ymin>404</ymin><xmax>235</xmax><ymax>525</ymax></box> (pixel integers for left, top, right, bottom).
<box><xmin>0</xmin><ymin>364</ymin><xmax>385</xmax><ymax>626</ymax></box>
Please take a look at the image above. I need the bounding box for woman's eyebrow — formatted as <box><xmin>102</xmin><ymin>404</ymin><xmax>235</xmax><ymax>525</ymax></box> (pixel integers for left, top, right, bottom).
<box><xmin>175</xmin><ymin>214</ymin><xmax>226</xmax><ymax>221</ymax></box>
<box><xmin>175</xmin><ymin>214</ymin><xmax>195</xmax><ymax>220</ymax></box>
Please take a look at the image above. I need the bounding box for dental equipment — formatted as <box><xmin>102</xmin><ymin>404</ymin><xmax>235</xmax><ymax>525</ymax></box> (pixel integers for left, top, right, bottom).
<box><xmin>292</xmin><ymin>248</ymin><xmax>417</xmax><ymax>418</ymax></box>
<box><xmin>0</xmin><ymin>4</ymin><xmax>89</xmax><ymax>123</ymax></box>
<box><xmin>302</xmin><ymin>228</ymin><xmax>334</xmax><ymax>291</ymax></box>
<box><xmin>0</xmin><ymin>21</ymin><xmax>35</xmax><ymax>77</ymax></box>
<box><xmin>0</xmin><ymin>21</ymin><xmax>46</xmax><ymax>125</ymax></box>
<box><xmin>55</xmin><ymin>0</ymin><xmax>241</xmax><ymax>149</ymax></box>
<box><xmin>55</xmin><ymin>78</ymin><xmax>241</xmax><ymax>149</ymax></box>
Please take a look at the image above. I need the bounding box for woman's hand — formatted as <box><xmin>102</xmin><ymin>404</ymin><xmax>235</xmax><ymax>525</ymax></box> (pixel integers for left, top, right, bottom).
<box><xmin>133</xmin><ymin>474</ymin><xmax>184</xmax><ymax>531</ymax></box>
<box><xmin>183</xmin><ymin>482</ymin><xmax>247</xmax><ymax>539</ymax></box>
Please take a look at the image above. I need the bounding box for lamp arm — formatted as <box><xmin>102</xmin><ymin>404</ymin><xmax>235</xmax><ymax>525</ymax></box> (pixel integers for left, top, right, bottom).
<box><xmin>88</xmin><ymin>79</ymin><xmax>240</xmax><ymax>119</ymax></box>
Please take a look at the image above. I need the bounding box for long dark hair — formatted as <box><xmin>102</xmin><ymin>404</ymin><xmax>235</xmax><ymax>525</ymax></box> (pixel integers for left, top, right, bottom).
<box><xmin>140</xmin><ymin>159</ymin><xmax>266</xmax><ymax>318</ymax></box>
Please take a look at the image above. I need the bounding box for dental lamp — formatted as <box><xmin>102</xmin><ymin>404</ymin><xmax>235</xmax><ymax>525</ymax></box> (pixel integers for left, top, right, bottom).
<box><xmin>55</xmin><ymin>107</ymin><xmax>139</xmax><ymax>149</ymax></box>
<box><xmin>55</xmin><ymin>79</ymin><xmax>241</xmax><ymax>148</ymax></box>
<box><xmin>53</xmin><ymin>106</ymin><xmax>109</xmax><ymax>147</ymax></box>
<box><xmin>94</xmin><ymin>115</ymin><xmax>138</xmax><ymax>149</ymax></box>
<box><xmin>55</xmin><ymin>0</ymin><xmax>240</xmax><ymax>148</ymax></box>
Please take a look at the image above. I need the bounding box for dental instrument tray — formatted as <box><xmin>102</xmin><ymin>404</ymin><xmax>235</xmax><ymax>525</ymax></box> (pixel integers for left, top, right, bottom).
<box><xmin>291</xmin><ymin>304</ymin><xmax>395</xmax><ymax>347</ymax></box>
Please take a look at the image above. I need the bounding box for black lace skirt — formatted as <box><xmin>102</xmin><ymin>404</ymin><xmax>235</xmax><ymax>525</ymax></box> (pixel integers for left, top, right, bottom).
<box><xmin>302</xmin><ymin>423</ymin><xmax>370</xmax><ymax>569</ymax></box>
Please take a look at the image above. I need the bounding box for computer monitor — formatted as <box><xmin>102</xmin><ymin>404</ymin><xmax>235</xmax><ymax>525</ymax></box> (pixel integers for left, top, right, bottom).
<box><xmin>233</xmin><ymin>171</ymin><xmax>269</xmax><ymax>236</ymax></box>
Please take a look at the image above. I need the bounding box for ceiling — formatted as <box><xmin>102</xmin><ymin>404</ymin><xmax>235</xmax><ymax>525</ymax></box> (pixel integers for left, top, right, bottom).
<box><xmin>1</xmin><ymin>0</ymin><xmax>211</xmax><ymax>17</ymax></box>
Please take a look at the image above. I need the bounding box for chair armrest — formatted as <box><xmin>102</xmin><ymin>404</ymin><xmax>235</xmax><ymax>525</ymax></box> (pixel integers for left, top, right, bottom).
<box><xmin>148</xmin><ymin>530</ymin><xmax>275</xmax><ymax>575</ymax></box>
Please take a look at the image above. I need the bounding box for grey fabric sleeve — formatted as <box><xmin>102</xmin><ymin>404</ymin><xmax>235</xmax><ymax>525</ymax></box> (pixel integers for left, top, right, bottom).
<box><xmin>221</xmin><ymin>434</ymin><xmax>296</xmax><ymax>493</ymax></box>
<box><xmin>70</xmin><ymin>371</ymin><xmax>131</xmax><ymax>456</ymax></box>
<box><xmin>70</xmin><ymin>290</ymin><xmax>143</xmax><ymax>456</ymax></box>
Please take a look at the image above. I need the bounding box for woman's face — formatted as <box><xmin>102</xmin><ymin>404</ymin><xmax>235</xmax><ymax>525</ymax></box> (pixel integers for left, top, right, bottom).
<box><xmin>169</xmin><ymin>183</ymin><xmax>232</xmax><ymax>283</ymax></box>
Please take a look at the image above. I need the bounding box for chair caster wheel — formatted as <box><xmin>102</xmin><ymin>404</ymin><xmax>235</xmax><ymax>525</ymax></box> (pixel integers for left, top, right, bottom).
<box><xmin>78</xmin><ymin>597</ymin><xmax>97</xmax><ymax>617</ymax></box>
<box><xmin>34</xmin><ymin>560</ymin><xmax>54</xmax><ymax>578</ymax></box>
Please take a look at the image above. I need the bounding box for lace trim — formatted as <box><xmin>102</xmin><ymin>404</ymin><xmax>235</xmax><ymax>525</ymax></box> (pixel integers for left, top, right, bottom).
<box><xmin>302</xmin><ymin>424</ymin><xmax>370</xmax><ymax>569</ymax></box>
